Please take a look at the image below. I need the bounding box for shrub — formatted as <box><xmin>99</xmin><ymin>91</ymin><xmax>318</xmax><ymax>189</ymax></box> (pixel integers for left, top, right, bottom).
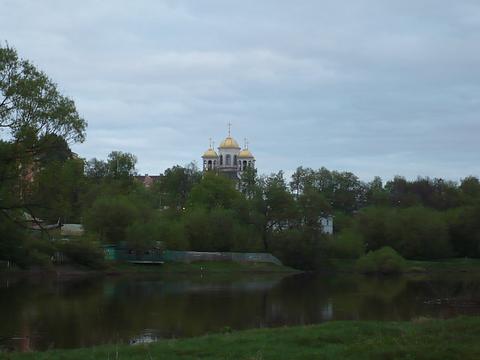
<box><xmin>58</xmin><ymin>240</ymin><xmax>106</xmax><ymax>269</ymax></box>
<box><xmin>83</xmin><ymin>195</ymin><xmax>140</xmax><ymax>243</ymax></box>
<box><xmin>355</xmin><ymin>206</ymin><xmax>452</xmax><ymax>259</ymax></box>
<box><xmin>271</xmin><ymin>229</ymin><xmax>327</xmax><ymax>270</ymax></box>
<box><xmin>356</xmin><ymin>246</ymin><xmax>406</xmax><ymax>274</ymax></box>
<box><xmin>329</xmin><ymin>229</ymin><xmax>364</xmax><ymax>259</ymax></box>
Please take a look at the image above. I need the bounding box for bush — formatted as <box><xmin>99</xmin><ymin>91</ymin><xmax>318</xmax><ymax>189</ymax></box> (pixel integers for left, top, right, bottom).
<box><xmin>355</xmin><ymin>206</ymin><xmax>452</xmax><ymax>259</ymax></box>
<box><xmin>356</xmin><ymin>246</ymin><xmax>406</xmax><ymax>274</ymax></box>
<box><xmin>329</xmin><ymin>229</ymin><xmax>364</xmax><ymax>259</ymax></box>
<box><xmin>83</xmin><ymin>195</ymin><xmax>141</xmax><ymax>243</ymax></box>
<box><xmin>271</xmin><ymin>229</ymin><xmax>327</xmax><ymax>270</ymax></box>
<box><xmin>125</xmin><ymin>221</ymin><xmax>162</xmax><ymax>254</ymax></box>
<box><xmin>58</xmin><ymin>240</ymin><xmax>106</xmax><ymax>269</ymax></box>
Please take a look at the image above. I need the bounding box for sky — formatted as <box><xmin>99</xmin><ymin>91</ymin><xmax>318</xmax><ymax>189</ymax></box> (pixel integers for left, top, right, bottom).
<box><xmin>1</xmin><ymin>0</ymin><xmax>480</xmax><ymax>181</ymax></box>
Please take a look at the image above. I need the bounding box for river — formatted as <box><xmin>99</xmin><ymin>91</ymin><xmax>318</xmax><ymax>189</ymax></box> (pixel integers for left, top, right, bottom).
<box><xmin>1</xmin><ymin>271</ymin><xmax>479</xmax><ymax>351</ymax></box>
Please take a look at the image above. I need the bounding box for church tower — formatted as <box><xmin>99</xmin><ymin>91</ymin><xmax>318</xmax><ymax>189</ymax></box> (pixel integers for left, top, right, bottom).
<box><xmin>201</xmin><ymin>138</ymin><xmax>219</xmax><ymax>171</ymax></box>
<box><xmin>202</xmin><ymin>124</ymin><xmax>255</xmax><ymax>179</ymax></box>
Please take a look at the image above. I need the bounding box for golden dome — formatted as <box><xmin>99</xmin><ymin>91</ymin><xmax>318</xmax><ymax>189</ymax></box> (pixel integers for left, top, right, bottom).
<box><xmin>238</xmin><ymin>148</ymin><xmax>254</xmax><ymax>158</ymax></box>
<box><xmin>219</xmin><ymin>136</ymin><xmax>240</xmax><ymax>149</ymax></box>
<box><xmin>202</xmin><ymin>148</ymin><xmax>218</xmax><ymax>158</ymax></box>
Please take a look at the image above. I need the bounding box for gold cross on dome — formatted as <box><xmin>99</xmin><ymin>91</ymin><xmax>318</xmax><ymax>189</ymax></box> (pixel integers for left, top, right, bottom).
<box><xmin>228</xmin><ymin>122</ymin><xmax>231</xmax><ymax>137</ymax></box>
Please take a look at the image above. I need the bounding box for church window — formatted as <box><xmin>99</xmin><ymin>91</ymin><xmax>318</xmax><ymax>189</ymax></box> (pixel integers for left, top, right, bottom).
<box><xmin>234</xmin><ymin>155</ymin><xmax>237</xmax><ymax>165</ymax></box>
<box><xmin>226</xmin><ymin>154</ymin><xmax>231</xmax><ymax>166</ymax></box>
<box><xmin>208</xmin><ymin>160</ymin><xmax>212</xmax><ymax>170</ymax></box>
<box><xmin>243</xmin><ymin>160</ymin><xmax>247</xmax><ymax>169</ymax></box>
<box><xmin>220</xmin><ymin>155</ymin><xmax>223</xmax><ymax>165</ymax></box>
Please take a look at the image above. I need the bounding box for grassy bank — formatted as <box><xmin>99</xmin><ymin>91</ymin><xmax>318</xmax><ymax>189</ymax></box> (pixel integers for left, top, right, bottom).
<box><xmin>3</xmin><ymin>317</ymin><xmax>480</xmax><ymax>359</ymax></box>
<box><xmin>107</xmin><ymin>261</ymin><xmax>298</xmax><ymax>274</ymax></box>
<box><xmin>406</xmin><ymin>258</ymin><xmax>480</xmax><ymax>272</ymax></box>
<box><xmin>327</xmin><ymin>257</ymin><xmax>480</xmax><ymax>274</ymax></box>
<box><xmin>0</xmin><ymin>261</ymin><xmax>297</xmax><ymax>276</ymax></box>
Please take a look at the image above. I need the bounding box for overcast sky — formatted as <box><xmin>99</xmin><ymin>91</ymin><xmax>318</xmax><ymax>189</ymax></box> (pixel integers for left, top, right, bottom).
<box><xmin>2</xmin><ymin>0</ymin><xmax>480</xmax><ymax>181</ymax></box>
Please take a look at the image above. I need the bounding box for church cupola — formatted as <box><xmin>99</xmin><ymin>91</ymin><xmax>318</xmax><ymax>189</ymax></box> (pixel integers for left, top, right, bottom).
<box><xmin>202</xmin><ymin>138</ymin><xmax>218</xmax><ymax>171</ymax></box>
<box><xmin>238</xmin><ymin>138</ymin><xmax>255</xmax><ymax>172</ymax></box>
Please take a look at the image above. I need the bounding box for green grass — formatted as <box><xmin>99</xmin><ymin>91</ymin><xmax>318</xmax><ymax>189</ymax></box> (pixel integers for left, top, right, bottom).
<box><xmin>327</xmin><ymin>257</ymin><xmax>480</xmax><ymax>274</ymax></box>
<box><xmin>107</xmin><ymin>261</ymin><xmax>298</xmax><ymax>274</ymax></box>
<box><xmin>406</xmin><ymin>258</ymin><xmax>480</xmax><ymax>272</ymax></box>
<box><xmin>3</xmin><ymin>317</ymin><xmax>480</xmax><ymax>359</ymax></box>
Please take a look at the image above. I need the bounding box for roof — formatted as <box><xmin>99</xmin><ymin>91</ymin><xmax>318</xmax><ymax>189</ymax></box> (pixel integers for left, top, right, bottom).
<box><xmin>238</xmin><ymin>148</ymin><xmax>254</xmax><ymax>158</ymax></box>
<box><xmin>202</xmin><ymin>148</ymin><xmax>218</xmax><ymax>158</ymax></box>
<box><xmin>219</xmin><ymin>136</ymin><xmax>240</xmax><ymax>149</ymax></box>
<box><xmin>135</xmin><ymin>175</ymin><xmax>161</xmax><ymax>188</ymax></box>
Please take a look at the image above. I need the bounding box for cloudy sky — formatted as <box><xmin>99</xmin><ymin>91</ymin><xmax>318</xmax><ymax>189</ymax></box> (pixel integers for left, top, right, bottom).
<box><xmin>2</xmin><ymin>0</ymin><xmax>479</xmax><ymax>181</ymax></box>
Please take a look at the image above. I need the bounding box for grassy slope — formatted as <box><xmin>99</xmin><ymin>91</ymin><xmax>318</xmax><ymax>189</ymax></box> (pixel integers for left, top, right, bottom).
<box><xmin>108</xmin><ymin>261</ymin><xmax>298</xmax><ymax>274</ymax></box>
<box><xmin>327</xmin><ymin>258</ymin><xmax>480</xmax><ymax>273</ymax></box>
<box><xmin>3</xmin><ymin>317</ymin><xmax>480</xmax><ymax>360</ymax></box>
<box><xmin>406</xmin><ymin>258</ymin><xmax>480</xmax><ymax>272</ymax></box>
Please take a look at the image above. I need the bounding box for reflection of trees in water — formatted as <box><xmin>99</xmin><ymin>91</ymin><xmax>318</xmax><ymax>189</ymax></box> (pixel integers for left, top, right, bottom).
<box><xmin>2</xmin><ymin>273</ymin><xmax>480</xmax><ymax>351</ymax></box>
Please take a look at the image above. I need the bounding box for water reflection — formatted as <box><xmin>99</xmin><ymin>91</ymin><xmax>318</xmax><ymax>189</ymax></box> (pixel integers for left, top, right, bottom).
<box><xmin>1</xmin><ymin>272</ymin><xmax>479</xmax><ymax>351</ymax></box>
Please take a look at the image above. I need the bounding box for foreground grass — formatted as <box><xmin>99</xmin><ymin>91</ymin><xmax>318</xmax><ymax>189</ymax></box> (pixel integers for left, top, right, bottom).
<box><xmin>3</xmin><ymin>317</ymin><xmax>480</xmax><ymax>360</ymax></box>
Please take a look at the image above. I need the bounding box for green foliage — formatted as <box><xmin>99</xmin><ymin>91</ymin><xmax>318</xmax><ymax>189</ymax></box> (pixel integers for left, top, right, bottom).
<box><xmin>83</xmin><ymin>195</ymin><xmax>141</xmax><ymax>244</ymax></box>
<box><xmin>6</xmin><ymin>317</ymin><xmax>480</xmax><ymax>360</ymax></box>
<box><xmin>188</xmin><ymin>172</ymin><xmax>241</xmax><ymax>210</ymax></box>
<box><xmin>57</xmin><ymin>240</ymin><xmax>106</xmax><ymax>269</ymax></box>
<box><xmin>151</xmin><ymin>163</ymin><xmax>201</xmax><ymax>210</ymax></box>
<box><xmin>0</xmin><ymin>45</ymin><xmax>86</xmax><ymax>143</ymax></box>
<box><xmin>28</xmin><ymin>158</ymin><xmax>85</xmax><ymax>223</ymax></box>
<box><xmin>329</xmin><ymin>229</ymin><xmax>364</xmax><ymax>259</ymax></box>
<box><xmin>125</xmin><ymin>221</ymin><xmax>163</xmax><ymax>254</ymax></box>
<box><xmin>356</xmin><ymin>246</ymin><xmax>406</xmax><ymax>274</ymax></box>
<box><xmin>0</xmin><ymin>45</ymin><xmax>86</xmax><ymax>242</ymax></box>
<box><xmin>445</xmin><ymin>204</ymin><xmax>480</xmax><ymax>257</ymax></box>
<box><xmin>176</xmin><ymin>203</ymin><xmax>263</xmax><ymax>253</ymax></box>
<box><xmin>271</xmin><ymin>229</ymin><xmax>327</xmax><ymax>270</ymax></box>
<box><xmin>356</xmin><ymin>206</ymin><xmax>451</xmax><ymax>259</ymax></box>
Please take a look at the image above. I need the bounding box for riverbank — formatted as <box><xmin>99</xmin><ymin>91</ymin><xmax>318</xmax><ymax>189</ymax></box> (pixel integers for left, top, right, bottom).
<box><xmin>0</xmin><ymin>261</ymin><xmax>298</xmax><ymax>277</ymax></box>
<box><xmin>327</xmin><ymin>257</ymin><xmax>480</xmax><ymax>274</ymax></box>
<box><xmin>3</xmin><ymin>257</ymin><xmax>480</xmax><ymax>276</ymax></box>
<box><xmin>108</xmin><ymin>260</ymin><xmax>298</xmax><ymax>274</ymax></box>
<box><xmin>3</xmin><ymin>316</ymin><xmax>479</xmax><ymax>359</ymax></box>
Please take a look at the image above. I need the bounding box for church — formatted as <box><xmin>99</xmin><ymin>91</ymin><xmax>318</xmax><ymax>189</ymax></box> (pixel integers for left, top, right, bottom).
<box><xmin>201</xmin><ymin>127</ymin><xmax>255</xmax><ymax>180</ymax></box>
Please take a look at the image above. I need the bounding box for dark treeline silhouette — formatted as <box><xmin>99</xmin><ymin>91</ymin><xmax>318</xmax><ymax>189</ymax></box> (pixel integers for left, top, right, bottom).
<box><xmin>4</xmin><ymin>141</ymin><xmax>480</xmax><ymax>271</ymax></box>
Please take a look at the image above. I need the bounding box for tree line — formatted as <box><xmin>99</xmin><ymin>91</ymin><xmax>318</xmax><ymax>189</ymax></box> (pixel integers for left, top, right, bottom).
<box><xmin>2</xmin><ymin>44</ymin><xmax>480</xmax><ymax>270</ymax></box>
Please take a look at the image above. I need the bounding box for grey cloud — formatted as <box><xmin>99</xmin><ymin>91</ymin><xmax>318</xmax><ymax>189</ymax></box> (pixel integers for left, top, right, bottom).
<box><xmin>2</xmin><ymin>0</ymin><xmax>480</xmax><ymax>181</ymax></box>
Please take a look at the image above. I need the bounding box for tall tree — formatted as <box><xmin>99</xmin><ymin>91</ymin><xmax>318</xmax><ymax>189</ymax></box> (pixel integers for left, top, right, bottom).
<box><xmin>0</xmin><ymin>44</ymin><xmax>86</xmax><ymax>226</ymax></box>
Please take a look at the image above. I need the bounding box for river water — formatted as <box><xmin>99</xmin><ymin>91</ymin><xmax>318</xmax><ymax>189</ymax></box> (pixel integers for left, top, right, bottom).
<box><xmin>1</xmin><ymin>271</ymin><xmax>479</xmax><ymax>351</ymax></box>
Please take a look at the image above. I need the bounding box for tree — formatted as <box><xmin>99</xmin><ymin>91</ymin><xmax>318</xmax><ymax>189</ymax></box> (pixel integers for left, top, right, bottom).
<box><xmin>460</xmin><ymin>176</ymin><xmax>480</xmax><ymax>205</ymax></box>
<box><xmin>289</xmin><ymin>166</ymin><xmax>315</xmax><ymax>197</ymax></box>
<box><xmin>0</xmin><ymin>44</ymin><xmax>86</xmax><ymax>228</ymax></box>
<box><xmin>106</xmin><ymin>151</ymin><xmax>137</xmax><ymax>179</ymax></box>
<box><xmin>0</xmin><ymin>45</ymin><xmax>86</xmax><ymax>143</ymax></box>
<box><xmin>366</xmin><ymin>176</ymin><xmax>389</xmax><ymax>206</ymax></box>
<box><xmin>152</xmin><ymin>163</ymin><xmax>201</xmax><ymax>210</ymax></box>
<box><xmin>28</xmin><ymin>157</ymin><xmax>86</xmax><ymax>223</ymax></box>
<box><xmin>261</xmin><ymin>171</ymin><xmax>297</xmax><ymax>250</ymax></box>
<box><xmin>239</xmin><ymin>165</ymin><xmax>259</xmax><ymax>199</ymax></box>
<box><xmin>83</xmin><ymin>196</ymin><xmax>140</xmax><ymax>244</ymax></box>
<box><xmin>188</xmin><ymin>172</ymin><xmax>241</xmax><ymax>210</ymax></box>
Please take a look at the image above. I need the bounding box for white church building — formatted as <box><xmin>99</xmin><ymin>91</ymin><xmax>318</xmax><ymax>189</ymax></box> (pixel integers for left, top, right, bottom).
<box><xmin>201</xmin><ymin>127</ymin><xmax>255</xmax><ymax>180</ymax></box>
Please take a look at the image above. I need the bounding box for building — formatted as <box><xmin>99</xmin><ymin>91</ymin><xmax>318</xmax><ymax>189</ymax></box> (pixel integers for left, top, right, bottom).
<box><xmin>201</xmin><ymin>126</ymin><xmax>255</xmax><ymax>180</ymax></box>
<box><xmin>135</xmin><ymin>174</ymin><xmax>161</xmax><ymax>188</ymax></box>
